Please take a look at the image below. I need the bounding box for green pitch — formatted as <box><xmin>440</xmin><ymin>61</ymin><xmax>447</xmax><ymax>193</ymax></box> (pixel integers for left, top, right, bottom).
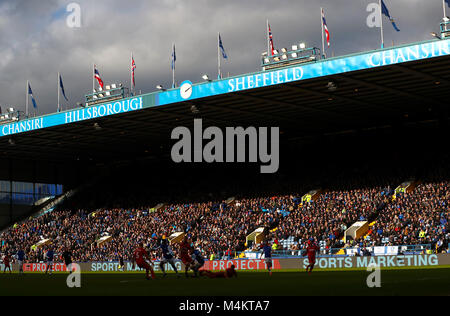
<box><xmin>1</xmin><ymin>268</ymin><xmax>450</xmax><ymax>296</ymax></box>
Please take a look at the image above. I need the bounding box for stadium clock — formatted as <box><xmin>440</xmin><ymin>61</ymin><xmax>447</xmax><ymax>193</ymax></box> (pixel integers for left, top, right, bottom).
<box><xmin>180</xmin><ymin>81</ymin><xmax>193</xmax><ymax>100</ymax></box>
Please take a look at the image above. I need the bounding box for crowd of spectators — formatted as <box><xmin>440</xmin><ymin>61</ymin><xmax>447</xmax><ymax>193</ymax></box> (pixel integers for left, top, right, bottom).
<box><xmin>1</xmin><ymin>181</ymin><xmax>449</xmax><ymax>262</ymax></box>
<box><xmin>271</xmin><ymin>187</ymin><xmax>389</xmax><ymax>251</ymax></box>
<box><xmin>356</xmin><ymin>182</ymin><xmax>450</xmax><ymax>252</ymax></box>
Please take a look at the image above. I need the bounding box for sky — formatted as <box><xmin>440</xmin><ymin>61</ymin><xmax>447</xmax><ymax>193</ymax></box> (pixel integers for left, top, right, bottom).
<box><xmin>0</xmin><ymin>0</ymin><xmax>447</xmax><ymax>115</ymax></box>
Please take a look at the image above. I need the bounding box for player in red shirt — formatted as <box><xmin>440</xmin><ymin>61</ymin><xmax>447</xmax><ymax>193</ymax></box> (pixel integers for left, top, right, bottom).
<box><xmin>3</xmin><ymin>253</ymin><xmax>12</xmax><ymax>274</ymax></box>
<box><xmin>179</xmin><ymin>237</ymin><xmax>194</xmax><ymax>278</ymax></box>
<box><xmin>133</xmin><ymin>243</ymin><xmax>155</xmax><ymax>280</ymax></box>
<box><xmin>200</xmin><ymin>264</ymin><xmax>238</xmax><ymax>279</ymax></box>
<box><xmin>305</xmin><ymin>238</ymin><xmax>320</xmax><ymax>274</ymax></box>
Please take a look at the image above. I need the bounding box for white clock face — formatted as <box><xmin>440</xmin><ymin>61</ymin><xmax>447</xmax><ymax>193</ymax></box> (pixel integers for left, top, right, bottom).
<box><xmin>180</xmin><ymin>82</ymin><xmax>193</xmax><ymax>100</ymax></box>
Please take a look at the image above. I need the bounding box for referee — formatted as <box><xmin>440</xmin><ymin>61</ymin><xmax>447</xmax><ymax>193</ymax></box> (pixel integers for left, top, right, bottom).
<box><xmin>62</xmin><ymin>247</ymin><xmax>73</xmax><ymax>274</ymax></box>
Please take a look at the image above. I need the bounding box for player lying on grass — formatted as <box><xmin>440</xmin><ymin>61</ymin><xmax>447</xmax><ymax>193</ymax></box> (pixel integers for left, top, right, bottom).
<box><xmin>133</xmin><ymin>242</ymin><xmax>156</xmax><ymax>280</ymax></box>
<box><xmin>200</xmin><ymin>264</ymin><xmax>238</xmax><ymax>279</ymax></box>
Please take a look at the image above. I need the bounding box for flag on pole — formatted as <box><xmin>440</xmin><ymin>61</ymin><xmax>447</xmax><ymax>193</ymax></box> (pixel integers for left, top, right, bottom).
<box><xmin>94</xmin><ymin>65</ymin><xmax>104</xmax><ymax>89</ymax></box>
<box><xmin>28</xmin><ymin>83</ymin><xmax>37</xmax><ymax>109</ymax></box>
<box><xmin>171</xmin><ymin>44</ymin><xmax>176</xmax><ymax>70</ymax></box>
<box><xmin>59</xmin><ymin>74</ymin><xmax>68</xmax><ymax>101</ymax></box>
<box><xmin>446</xmin><ymin>0</ymin><xmax>450</xmax><ymax>7</ymax></box>
<box><xmin>268</xmin><ymin>23</ymin><xmax>275</xmax><ymax>56</ymax></box>
<box><xmin>381</xmin><ymin>0</ymin><xmax>400</xmax><ymax>32</ymax></box>
<box><xmin>321</xmin><ymin>8</ymin><xmax>331</xmax><ymax>47</ymax></box>
<box><xmin>219</xmin><ymin>33</ymin><xmax>228</xmax><ymax>59</ymax></box>
<box><xmin>131</xmin><ymin>54</ymin><xmax>137</xmax><ymax>88</ymax></box>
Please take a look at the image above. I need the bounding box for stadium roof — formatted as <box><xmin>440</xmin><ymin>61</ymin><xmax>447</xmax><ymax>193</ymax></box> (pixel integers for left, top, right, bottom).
<box><xmin>1</xmin><ymin>38</ymin><xmax>449</xmax><ymax>163</ymax></box>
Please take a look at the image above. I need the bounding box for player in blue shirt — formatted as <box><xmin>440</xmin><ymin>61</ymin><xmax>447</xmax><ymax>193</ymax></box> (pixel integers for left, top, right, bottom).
<box><xmin>45</xmin><ymin>248</ymin><xmax>55</xmax><ymax>275</ymax></box>
<box><xmin>17</xmin><ymin>249</ymin><xmax>25</xmax><ymax>275</ymax></box>
<box><xmin>191</xmin><ymin>249</ymin><xmax>205</xmax><ymax>278</ymax></box>
<box><xmin>260</xmin><ymin>241</ymin><xmax>273</xmax><ymax>276</ymax></box>
<box><xmin>158</xmin><ymin>239</ymin><xmax>179</xmax><ymax>278</ymax></box>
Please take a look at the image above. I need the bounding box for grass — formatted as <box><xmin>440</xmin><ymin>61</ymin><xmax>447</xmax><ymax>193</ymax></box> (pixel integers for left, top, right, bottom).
<box><xmin>1</xmin><ymin>267</ymin><xmax>450</xmax><ymax>296</ymax></box>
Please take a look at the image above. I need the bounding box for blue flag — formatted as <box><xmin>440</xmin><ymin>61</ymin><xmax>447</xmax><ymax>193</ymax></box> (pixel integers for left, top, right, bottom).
<box><xmin>381</xmin><ymin>0</ymin><xmax>400</xmax><ymax>32</ymax></box>
<box><xmin>446</xmin><ymin>0</ymin><xmax>450</xmax><ymax>7</ymax></box>
<box><xmin>28</xmin><ymin>83</ymin><xmax>37</xmax><ymax>109</ymax></box>
<box><xmin>219</xmin><ymin>34</ymin><xmax>228</xmax><ymax>59</ymax></box>
<box><xmin>171</xmin><ymin>44</ymin><xmax>176</xmax><ymax>70</ymax></box>
<box><xmin>59</xmin><ymin>75</ymin><xmax>68</xmax><ymax>102</ymax></box>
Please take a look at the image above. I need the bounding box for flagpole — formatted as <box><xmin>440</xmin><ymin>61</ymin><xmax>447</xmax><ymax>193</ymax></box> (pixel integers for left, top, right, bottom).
<box><xmin>172</xmin><ymin>43</ymin><xmax>175</xmax><ymax>88</ymax></box>
<box><xmin>444</xmin><ymin>0</ymin><xmax>447</xmax><ymax>19</ymax></box>
<box><xmin>57</xmin><ymin>72</ymin><xmax>60</xmax><ymax>113</ymax></box>
<box><xmin>92</xmin><ymin>64</ymin><xmax>95</xmax><ymax>93</ymax></box>
<box><xmin>379</xmin><ymin>0</ymin><xmax>384</xmax><ymax>49</ymax></box>
<box><xmin>218</xmin><ymin>32</ymin><xmax>221</xmax><ymax>79</ymax></box>
<box><xmin>267</xmin><ymin>19</ymin><xmax>270</xmax><ymax>56</ymax></box>
<box><xmin>321</xmin><ymin>8</ymin><xmax>326</xmax><ymax>59</ymax></box>
<box><xmin>26</xmin><ymin>80</ymin><xmax>29</xmax><ymax>117</ymax></box>
<box><xmin>130</xmin><ymin>52</ymin><xmax>133</xmax><ymax>96</ymax></box>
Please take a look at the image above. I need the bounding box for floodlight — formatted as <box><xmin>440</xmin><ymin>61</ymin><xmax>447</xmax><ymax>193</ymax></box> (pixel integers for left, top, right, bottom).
<box><xmin>105</xmin><ymin>91</ymin><xmax>111</xmax><ymax>96</ymax></box>
<box><xmin>282</xmin><ymin>54</ymin><xmax>288</xmax><ymax>60</ymax></box>
<box><xmin>291</xmin><ymin>52</ymin><xmax>298</xmax><ymax>58</ymax></box>
<box><xmin>105</xmin><ymin>85</ymin><xmax>111</xmax><ymax>90</ymax></box>
<box><xmin>431</xmin><ymin>32</ymin><xmax>441</xmax><ymax>39</ymax></box>
<box><xmin>93</xmin><ymin>123</ymin><xmax>102</xmax><ymax>131</ymax></box>
<box><xmin>156</xmin><ymin>85</ymin><xmax>166</xmax><ymax>91</ymax></box>
<box><xmin>264</xmin><ymin>58</ymin><xmax>270</xmax><ymax>64</ymax></box>
<box><xmin>98</xmin><ymin>94</ymin><xmax>104</xmax><ymax>98</ymax></box>
<box><xmin>98</xmin><ymin>87</ymin><xmax>103</xmax><ymax>91</ymax></box>
<box><xmin>7</xmin><ymin>108</ymin><xmax>14</xmax><ymax>113</ymax></box>
<box><xmin>273</xmin><ymin>49</ymin><xmax>279</xmax><ymax>55</ymax></box>
<box><xmin>273</xmin><ymin>57</ymin><xmax>280</xmax><ymax>62</ymax></box>
<box><xmin>111</xmin><ymin>84</ymin><xmax>117</xmax><ymax>89</ymax></box>
<box><xmin>93</xmin><ymin>95</ymin><xmax>98</xmax><ymax>99</ymax></box>
<box><xmin>327</xmin><ymin>81</ymin><xmax>338</xmax><ymax>91</ymax></box>
<box><xmin>202</xmin><ymin>74</ymin><xmax>211</xmax><ymax>81</ymax></box>
<box><xmin>262</xmin><ymin>52</ymin><xmax>268</xmax><ymax>56</ymax></box>
<box><xmin>292</xmin><ymin>45</ymin><xmax>298</xmax><ymax>50</ymax></box>
<box><xmin>299</xmin><ymin>43</ymin><xmax>306</xmax><ymax>49</ymax></box>
<box><xmin>281</xmin><ymin>48</ymin><xmax>288</xmax><ymax>53</ymax></box>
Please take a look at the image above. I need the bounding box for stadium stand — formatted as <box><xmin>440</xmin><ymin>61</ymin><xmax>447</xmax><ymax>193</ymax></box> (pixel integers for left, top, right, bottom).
<box><xmin>1</xmin><ymin>175</ymin><xmax>449</xmax><ymax>262</ymax></box>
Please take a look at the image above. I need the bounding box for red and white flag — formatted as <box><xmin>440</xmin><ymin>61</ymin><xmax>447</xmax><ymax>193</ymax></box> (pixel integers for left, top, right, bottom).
<box><xmin>268</xmin><ymin>22</ymin><xmax>275</xmax><ymax>56</ymax></box>
<box><xmin>131</xmin><ymin>54</ymin><xmax>136</xmax><ymax>88</ymax></box>
<box><xmin>94</xmin><ymin>65</ymin><xmax>104</xmax><ymax>89</ymax></box>
<box><xmin>321</xmin><ymin>8</ymin><xmax>331</xmax><ymax>47</ymax></box>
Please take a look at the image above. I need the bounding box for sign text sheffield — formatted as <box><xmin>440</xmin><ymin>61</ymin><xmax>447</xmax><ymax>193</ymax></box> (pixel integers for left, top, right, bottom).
<box><xmin>1</xmin><ymin>39</ymin><xmax>450</xmax><ymax>138</ymax></box>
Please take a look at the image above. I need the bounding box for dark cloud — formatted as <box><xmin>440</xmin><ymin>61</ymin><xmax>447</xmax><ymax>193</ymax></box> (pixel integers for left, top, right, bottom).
<box><xmin>0</xmin><ymin>0</ymin><xmax>446</xmax><ymax>114</ymax></box>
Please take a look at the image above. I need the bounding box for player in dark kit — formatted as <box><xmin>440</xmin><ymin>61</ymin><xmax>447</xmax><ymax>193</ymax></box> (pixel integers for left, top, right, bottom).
<box><xmin>62</xmin><ymin>248</ymin><xmax>73</xmax><ymax>273</ymax></box>
<box><xmin>179</xmin><ymin>237</ymin><xmax>193</xmax><ymax>278</ymax></box>
<box><xmin>200</xmin><ymin>264</ymin><xmax>238</xmax><ymax>279</ymax></box>
<box><xmin>158</xmin><ymin>239</ymin><xmax>180</xmax><ymax>278</ymax></box>
<box><xmin>45</xmin><ymin>248</ymin><xmax>55</xmax><ymax>275</ymax></box>
<box><xmin>17</xmin><ymin>249</ymin><xmax>25</xmax><ymax>275</ymax></box>
<box><xmin>133</xmin><ymin>243</ymin><xmax>156</xmax><ymax>280</ymax></box>
<box><xmin>191</xmin><ymin>249</ymin><xmax>205</xmax><ymax>277</ymax></box>
<box><xmin>305</xmin><ymin>238</ymin><xmax>320</xmax><ymax>274</ymax></box>
<box><xmin>261</xmin><ymin>241</ymin><xmax>273</xmax><ymax>276</ymax></box>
